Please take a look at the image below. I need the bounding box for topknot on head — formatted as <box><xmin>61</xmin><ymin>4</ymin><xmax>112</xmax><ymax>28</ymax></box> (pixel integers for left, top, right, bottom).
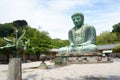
<box><xmin>71</xmin><ymin>12</ymin><xmax>84</xmax><ymax>19</ymax></box>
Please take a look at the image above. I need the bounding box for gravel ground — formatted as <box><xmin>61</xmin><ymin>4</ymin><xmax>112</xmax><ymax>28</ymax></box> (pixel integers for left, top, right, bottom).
<box><xmin>0</xmin><ymin>58</ymin><xmax>120</xmax><ymax>80</ymax></box>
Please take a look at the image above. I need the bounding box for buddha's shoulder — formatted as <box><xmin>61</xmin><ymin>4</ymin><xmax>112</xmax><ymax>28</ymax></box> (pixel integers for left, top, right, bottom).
<box><xmin>83</xmin><ymin>24</ymin><xmax>95</xmax><ymax>29</ymax></box>
<box><xmin>83</xmin><ymin>24</ymin><xmax>94</xmax><ymax>27</ymax></box>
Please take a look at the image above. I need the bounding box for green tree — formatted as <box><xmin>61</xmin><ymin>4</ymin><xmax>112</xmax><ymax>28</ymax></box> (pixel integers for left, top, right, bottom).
<box><xmin>0</xmin><ymin>23</ymin><xmax>14</xmax><ymax>37</ymax></box>
<box><xmin>13</xmin><ymin>20</ymin><xmax>28</xmax><ymax>28</ymax></box>
<box><xmin>13</xmin><ymin>20</ymin><xmax>28</xmax><ymax>38</ymax></box>
<box><xmin>51</xmin><ymin>38</ymin><xmax>69</xmax><ymax>48</ymax></box>
<box><xmin>25</xmin><ymin>27</ymin><xmax>52</xmax><ymax>54</ymax></box>
<box><xmin>97</xmin><ymin>31</ymin><xmax>118</xmax><ymax>45</ymax></box>
<box><xmin>63</xmin><ymin>40</ymin><xmax>69</xmax><ymax>46</ymax></box>
<box><xmin>24</xmin><ymin>27</ymin><xmax>52</xmax><ymax>60</ymax></box>
<box><xmin>112</xmin><ymin>22</ymin><xmax>120</xmax><ymax>40</ymax></box>
<box><xmin>113</xmin><ymin>46</ymin><xmax>120</xmax><ymax>52</ymax></box>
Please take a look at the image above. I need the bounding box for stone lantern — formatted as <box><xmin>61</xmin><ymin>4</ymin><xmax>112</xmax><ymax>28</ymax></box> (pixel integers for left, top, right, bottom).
<box><xmin>39</xmin><ymin>54</ymin><xmax>48</xmax><ymax>69</ymax></box>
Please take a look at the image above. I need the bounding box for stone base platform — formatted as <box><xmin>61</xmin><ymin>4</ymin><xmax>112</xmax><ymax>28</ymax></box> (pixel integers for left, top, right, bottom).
<box><xmin>56</xmin><ymin>52</ymin><xmax>102</xmax><ymax>56</ymax></box>
<box><xmin>55</xmin><ymin>52</ymin><xmax>113</xmax><ymax>65</ymax></box>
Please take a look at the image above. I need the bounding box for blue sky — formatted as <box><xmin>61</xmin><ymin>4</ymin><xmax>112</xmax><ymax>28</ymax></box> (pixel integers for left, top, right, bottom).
<box><xmin>0</xmin><ymin>0</ymin><xmax>120</xmax><ymax>39</ymax></box>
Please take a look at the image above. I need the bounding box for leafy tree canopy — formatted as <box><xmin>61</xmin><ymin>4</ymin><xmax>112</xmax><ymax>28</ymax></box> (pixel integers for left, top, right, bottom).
<box><xmin>97</xmin><ymin>31</ymin><xmax>118</xmax><ymax>45</ymax></box>
<box><xmin>112</xmin><ymin>22</ymin><xmax>120</xmax><ymax>40</ymax></box>
<box><xmin>0</xmin><ymin>23</ymin><xmax>14</xmax><ymax>37</ymax></box>
<box><xmin>51</xmin><ymin>38</ymin><xmax>69</xmax><ymax>48</ymax></box>
<box><xmin>13</xmin><ymin>20</ymin><xmax>28</xmax><ymax>28</ymax></box>
<box><xmin>112</xmin><ymin>22</ymin><xmax>120</xmax><ymax>33</ymax></box>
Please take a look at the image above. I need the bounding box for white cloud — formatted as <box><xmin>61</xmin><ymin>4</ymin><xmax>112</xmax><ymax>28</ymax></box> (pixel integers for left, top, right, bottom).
<box><xmin>86</xmin><ymin>11</ymin><xmax>120</xmax><ymax>36</ymax></box>
<box><xmin>0</xmin><ymin>0</ymin><xmax>36</xmax><ymax>22</ymax></box>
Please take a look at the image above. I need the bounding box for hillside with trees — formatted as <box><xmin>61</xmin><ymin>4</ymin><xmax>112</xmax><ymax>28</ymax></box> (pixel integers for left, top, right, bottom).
<box><xmin>0</xmin><ymin>20</ymin><xmax>69</xmax><ymax>62</ymax></box>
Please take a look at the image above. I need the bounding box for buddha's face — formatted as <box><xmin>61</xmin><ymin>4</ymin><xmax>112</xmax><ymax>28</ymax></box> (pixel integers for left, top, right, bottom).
<box><xmin>72</xmin><ymin>15</ymin><xmax>83</xmax><ymax>27</ymax></box>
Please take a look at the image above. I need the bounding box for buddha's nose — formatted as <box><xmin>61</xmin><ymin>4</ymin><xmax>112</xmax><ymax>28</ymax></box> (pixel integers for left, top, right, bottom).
<box><xmin>74</xmin><ymin>19</ymin><xmax>78</xmax><ymax>22</ymax></box>
<box><xmin>74</xmin><ymin>19</ymin><xmax>78</xmax><ymax>23</ymax></box>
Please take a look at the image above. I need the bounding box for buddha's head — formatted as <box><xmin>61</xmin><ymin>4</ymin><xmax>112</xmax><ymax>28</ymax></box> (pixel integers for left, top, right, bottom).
<box><xmin>71</xmin><ymin>13</ymin><xmax>84</xmax><ymax>27</ymax></box>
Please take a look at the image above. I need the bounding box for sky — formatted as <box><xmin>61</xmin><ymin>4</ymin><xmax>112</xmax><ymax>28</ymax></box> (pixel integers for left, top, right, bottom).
<box><xmin>0</xmin><ymin>0</ymin><xmax>120</xmax><ymax>40</ymax></box>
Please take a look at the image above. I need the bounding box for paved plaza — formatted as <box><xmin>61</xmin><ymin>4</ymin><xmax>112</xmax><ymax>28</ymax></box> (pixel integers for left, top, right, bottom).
<box><xmin>0</xmin><ymin>59</ymin><xmax>120</xmax><ymax>80</ymax></box>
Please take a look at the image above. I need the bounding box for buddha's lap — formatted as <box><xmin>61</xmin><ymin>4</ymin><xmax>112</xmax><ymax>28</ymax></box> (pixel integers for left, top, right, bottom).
<box><xmin>59</xmin><ymin>44</ymin><xmax>97</xmax><ymax>51</ymax></box>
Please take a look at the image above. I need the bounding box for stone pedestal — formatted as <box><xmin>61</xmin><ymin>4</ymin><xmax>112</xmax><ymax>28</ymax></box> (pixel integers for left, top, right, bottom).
<box><xmin>8</xmin><ymin>58</ymin><xmax>21</xmax><ymax>80</ymax></box>
<box><xmin>55</xmin><ymin>52</ymin><xmax>113</xmax><ymax>64</ymax></box>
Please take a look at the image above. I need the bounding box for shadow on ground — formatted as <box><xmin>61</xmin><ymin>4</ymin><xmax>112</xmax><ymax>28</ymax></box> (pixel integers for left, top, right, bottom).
<box><xmin>64</xmin><ymin>75</ymin><xmax>120</xmax><ymax>80</ymax></box>
<box><xmin>23</xmin><ymin>75</ymin><xmax>120</xmax><ymax>80</ymax></box>
<box><xmin>23</xmin><ymin>74</ymin><xmax>39</xmax><ymax>80</ymax></box>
